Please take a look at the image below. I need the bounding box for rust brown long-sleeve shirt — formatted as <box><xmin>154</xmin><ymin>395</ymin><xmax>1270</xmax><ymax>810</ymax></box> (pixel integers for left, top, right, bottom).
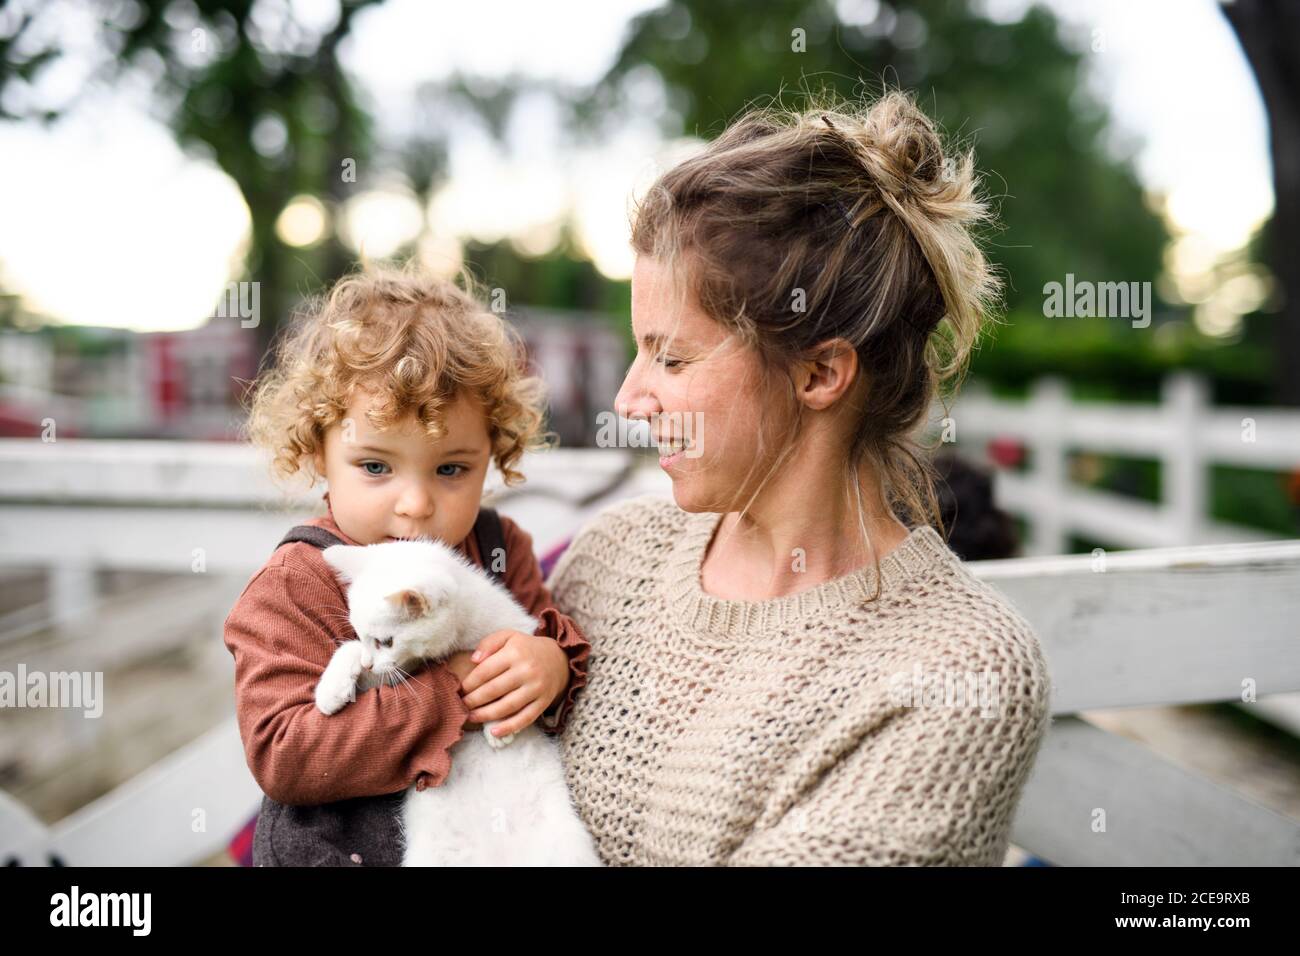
<box><xmin>223</xmin><ymin>498</ymin><xmax>591</xmax><ymax>807</ymax></box>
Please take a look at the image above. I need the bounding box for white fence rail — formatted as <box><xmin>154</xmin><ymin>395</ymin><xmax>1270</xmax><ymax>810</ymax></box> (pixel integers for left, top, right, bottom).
<box><xmin>0</xmin><ymin>717</ymin><xmax>262</xmax><ymax>867</ymax></box>
<box><xmin>0</xmin><ymin>439</ymin><xmax>666</xmax><ymax>628</ymax></box>
<box><xmin>946</xmin><ymin>373</ymin><xmax>1300</xmax><ymax>555</ymax></box>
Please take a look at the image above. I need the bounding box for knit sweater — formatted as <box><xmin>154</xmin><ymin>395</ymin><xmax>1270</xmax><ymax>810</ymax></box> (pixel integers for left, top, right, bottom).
<box><xmin>545</xmin><ymin>493</ymin><xmax>1053</xmax><ymax>866</ymax></box>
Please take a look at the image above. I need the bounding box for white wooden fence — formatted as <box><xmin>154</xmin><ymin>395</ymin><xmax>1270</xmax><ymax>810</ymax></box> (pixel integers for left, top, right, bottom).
<box><xmin>0</xmin><ymin>437</ymin><xmax>1297</xmax><ymax>865</ymax></box>
<box><xmin>943</xmin><ymin>373</ymin><xmax>1300</xmax><ymax>555</ymax></box>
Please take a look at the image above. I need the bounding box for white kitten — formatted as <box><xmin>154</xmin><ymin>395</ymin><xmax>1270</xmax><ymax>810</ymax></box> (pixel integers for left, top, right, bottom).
<box><xmin>315</xmin><ymin>536</ymin><xmax>601</xmax><ymax>867</ymax></box>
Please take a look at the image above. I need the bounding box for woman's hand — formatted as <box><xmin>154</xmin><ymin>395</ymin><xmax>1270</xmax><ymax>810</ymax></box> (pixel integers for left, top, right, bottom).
<box><xmin>458</xmin><ymin>630</ymin><xmax>568</xmax><ymax>738</ymax></box>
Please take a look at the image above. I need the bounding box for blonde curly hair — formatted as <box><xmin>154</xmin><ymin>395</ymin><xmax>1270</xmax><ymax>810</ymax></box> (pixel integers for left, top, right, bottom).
<box><xmin>240</xmin><ymin>259</ymin><xmax>554</xmax><ymax>491</ymax></box>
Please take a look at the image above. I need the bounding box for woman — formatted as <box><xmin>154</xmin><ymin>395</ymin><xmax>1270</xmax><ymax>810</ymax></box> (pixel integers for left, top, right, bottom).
<box><xmin>543</xmin><ymin>89</ymin><xmax>1053</xmax><ymax>866</ymax></box>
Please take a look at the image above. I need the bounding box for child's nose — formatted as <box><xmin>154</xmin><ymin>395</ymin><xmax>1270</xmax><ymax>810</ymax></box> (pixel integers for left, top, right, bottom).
<box><xmin>395</xmin><ymin>481</ymin><xmax>435</xmax><ymax>519</ymax></box>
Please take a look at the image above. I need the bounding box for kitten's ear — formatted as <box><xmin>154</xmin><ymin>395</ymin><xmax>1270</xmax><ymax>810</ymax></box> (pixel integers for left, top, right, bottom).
<box><xmin>321</xmin><ymin>545</ymin><xmax>367</xmax><ymax>583</ymax></box>
<box><xmin>385</xmin><ymin>589</ymin><xmax>430</xmax><ymax>619</ymax></box>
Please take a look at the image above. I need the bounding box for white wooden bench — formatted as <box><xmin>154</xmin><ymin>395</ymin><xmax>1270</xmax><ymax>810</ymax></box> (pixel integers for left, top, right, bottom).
<box><xmin>985</xmin><ymin>540</ymin><xmax>1300</xmax><ymax>865</ymax></box>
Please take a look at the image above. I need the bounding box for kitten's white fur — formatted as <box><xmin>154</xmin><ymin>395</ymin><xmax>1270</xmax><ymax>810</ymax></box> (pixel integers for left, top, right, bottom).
<box><xmin>315</xmin><ymin>535</ymin><xmax>601</xmax><ymax>867</ymax></box>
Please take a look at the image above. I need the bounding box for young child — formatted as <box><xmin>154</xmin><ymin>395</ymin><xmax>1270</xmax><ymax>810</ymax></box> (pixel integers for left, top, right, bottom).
<box><xmin>223</xmin><ymin>261</ymin><xmax>591</xmax><ymax>866</ymax></box>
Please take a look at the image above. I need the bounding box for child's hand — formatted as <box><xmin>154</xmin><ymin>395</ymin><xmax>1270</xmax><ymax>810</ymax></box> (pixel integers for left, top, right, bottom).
<box><xmin>443</xmin><ymin>651</ymin><xmax>483</xmax><ymax>730</ymax></box>
<box><xmin>460</xmin><ymin>630</ymin><xmax>568</xmax><ymax>738</ymax></box>
<box><xmin>444</xmin><ymin>650</ymin><xmax>478</xmax><ymax>687</ymax></box>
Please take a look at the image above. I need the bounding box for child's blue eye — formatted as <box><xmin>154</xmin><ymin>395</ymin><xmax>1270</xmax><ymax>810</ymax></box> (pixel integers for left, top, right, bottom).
<box><xmin>360</xmin><ymin>461</ymin><xmax>389</xmax><ymax>476</ymax></box>
<box><xmin>437</xmin><ymin>463</ymin><xmax>467</xmax><ymax>478</ymax></box>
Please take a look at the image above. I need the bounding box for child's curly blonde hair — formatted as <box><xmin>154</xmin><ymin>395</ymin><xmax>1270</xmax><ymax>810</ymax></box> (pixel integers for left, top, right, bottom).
<box><xmin>240</xmin><ymin>259</ymin><xmax>554</xmax><ymax>490</ymax></box>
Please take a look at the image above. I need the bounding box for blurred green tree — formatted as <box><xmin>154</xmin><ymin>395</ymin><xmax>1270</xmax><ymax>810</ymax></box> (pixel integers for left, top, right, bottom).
<box><xmin>446</xmin><ymin>1</ymin><xmax>1279</xmax><ymax>393</ymax></box>
<box><xmin>0</xmin><ymin>0</ymin><xmax>389</xmax><ymax>365</ymax></box>
<box><xmin>590</xmin><ymin>0</ymin><xmax>1169</xmax><ymax>364</ymax></box>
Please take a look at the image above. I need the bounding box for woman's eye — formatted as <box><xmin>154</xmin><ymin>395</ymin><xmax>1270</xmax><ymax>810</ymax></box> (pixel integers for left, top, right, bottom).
<box><xmin>360</xmin><ymin>461</ymin><xmax>389</xmax><ymax>476</ymax></box>
<box><xmin>437</xmin><ymin>463</ymin><xmax>466</xmax><ymax>478</ymax></box>
<box><xmin>658</xmin><ymin>355</ymin><xmax>684</xmax><ymax>370</ymax></box>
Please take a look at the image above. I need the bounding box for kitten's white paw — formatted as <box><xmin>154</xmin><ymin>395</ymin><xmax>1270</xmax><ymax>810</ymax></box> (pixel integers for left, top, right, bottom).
<box><xmin>483</xmin><ymin>723</ymin><xmax>515</xmax><ymax>749</ymax></box>
<box><xmin>316</xmin><ymin>682</ymin><xmax>353</xmax><ymax>715</ymax></box>
<box><xmin>315</xmin><ymin>641</ymin><xmax>366</xmax><ymax>715</ymax></box>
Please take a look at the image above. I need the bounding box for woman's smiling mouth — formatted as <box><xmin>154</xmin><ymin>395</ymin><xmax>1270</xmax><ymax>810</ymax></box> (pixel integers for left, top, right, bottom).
<box><xmin>657</xmin><ymin>435</ymin><xmax>694</xmax><ymax>469</ymax></box>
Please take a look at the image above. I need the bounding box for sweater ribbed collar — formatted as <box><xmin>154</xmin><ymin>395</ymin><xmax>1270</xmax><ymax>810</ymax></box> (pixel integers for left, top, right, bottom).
<box><xmin>663</xmin><ymin>508</ymin><xmax>955</xmax><ymax>637</ymax></box>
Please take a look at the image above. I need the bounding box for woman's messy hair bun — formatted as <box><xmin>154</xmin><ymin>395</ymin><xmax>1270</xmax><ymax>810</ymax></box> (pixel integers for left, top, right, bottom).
<box><xmin>815</xmin><ymin>91</ymin><xmax>1001</xmax><ymax>378</ymax></box>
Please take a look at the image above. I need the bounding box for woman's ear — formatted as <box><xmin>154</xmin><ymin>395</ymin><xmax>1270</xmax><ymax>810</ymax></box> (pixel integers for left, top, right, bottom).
<box><xmin>794</xmin><ymin>338</ymin><xmax>860</xmax><ymax>411</ymax></box>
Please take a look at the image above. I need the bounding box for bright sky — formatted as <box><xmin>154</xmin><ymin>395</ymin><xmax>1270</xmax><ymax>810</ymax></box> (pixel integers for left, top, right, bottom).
<box><xmin>0</xmin><ymin>0</ymin><xmax>1273</xmax><ymax>332</ymax></box>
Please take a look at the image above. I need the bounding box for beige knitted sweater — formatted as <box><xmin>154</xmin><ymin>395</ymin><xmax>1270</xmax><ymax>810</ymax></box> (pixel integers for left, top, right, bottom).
<box><xmin>545</xmin><ymin>493</ymin><xmax>1053</xmax><ymax>866</ymax></box>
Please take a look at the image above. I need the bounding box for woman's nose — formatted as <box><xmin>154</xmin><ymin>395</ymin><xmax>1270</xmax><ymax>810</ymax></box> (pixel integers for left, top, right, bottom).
<box><xmin>614</xmin><ymin>365</ymin><xmax>660</xmax><ymax>422</ymax></box>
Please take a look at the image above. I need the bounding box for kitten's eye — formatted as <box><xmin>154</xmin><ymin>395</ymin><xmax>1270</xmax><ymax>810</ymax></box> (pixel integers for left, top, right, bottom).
<box><xmin>375</xmin><ymin>636</ymin><xmax>393</xmax><ymax>649</ymax></box>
